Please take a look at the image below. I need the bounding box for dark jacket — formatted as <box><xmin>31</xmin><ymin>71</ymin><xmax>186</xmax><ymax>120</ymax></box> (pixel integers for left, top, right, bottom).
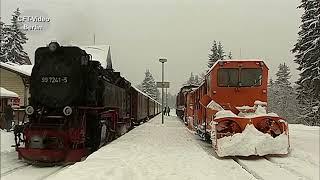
<box><xmin>4</xmin><ymin>105</ymin><xmax>13</xmax><ymax>121</ymax></box>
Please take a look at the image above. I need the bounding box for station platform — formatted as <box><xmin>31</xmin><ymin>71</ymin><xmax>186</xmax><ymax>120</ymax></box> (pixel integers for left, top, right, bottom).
<box><xmin>48</xmin><ymin>114</ymin><xmax>254</xmax><ymax>180</ymax></box>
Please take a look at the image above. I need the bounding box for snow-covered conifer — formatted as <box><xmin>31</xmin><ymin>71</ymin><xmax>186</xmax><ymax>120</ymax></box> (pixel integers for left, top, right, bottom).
<box><xmin>275</xmin><ymin>63</ymin><xmax>291</xmax><ymax>87</ymax></box>
<box><xmin>185</xmin><ymin>72</ymin><xmax>201</xmax><ymax>85</ymax></box>
<box><xmin>5</xmin><ymin>8</ymin><xmax>30</xmax><ymax>64</ymax></box>
<box><xmin>208</xmin><ymin>41</ymin><xmax>219</xmax><ymax>68</ymax></box>
<box><xmin>228</xmin><ymin>51</ymin><xmax>232</xmax><ymax>59</ymax></box>
<box><xmin>141</xmin><ymin>69</ymin><xmax>158</xmax><ymax>100</ymax></box>
<box><xmin>217</xmin><ymin>41</ymin><xmax>225</xmax><ymax>60</ymax></box>
<box><xmin>292</xmin><ymin>0</ymin><xmax>320</xmax><ymax>125</ymax></box>
<box><xmin>208</xmin><ymin>41</ymin><xmax>226</xmax><ymax>68</ymax></box>
<box><xmin>0</xmin><ymin>20</ymin><xmax>6</xmax><ymax>61</ymax></box>
<box><xmin>269</xmin><ymin>63</ymin><xmax>300</xmax><ymax>123</ymax></box>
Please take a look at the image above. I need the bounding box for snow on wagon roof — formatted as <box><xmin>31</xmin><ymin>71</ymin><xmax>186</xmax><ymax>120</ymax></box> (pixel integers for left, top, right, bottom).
<box><xmin>0</xmin><ymin>87</ymin><xmax>19</xmax><ymax>98</ymax></box>
<box><xmin>132</xmin><ymin>86</ymin><xmax>161</xmax><ymax>105</ymax></box>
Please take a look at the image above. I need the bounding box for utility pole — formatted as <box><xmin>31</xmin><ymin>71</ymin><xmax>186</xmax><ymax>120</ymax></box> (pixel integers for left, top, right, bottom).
<box><xmin>93</xmin><ymin>33</ymin><xmax>96</xmax><ymax>45</ymax></box>
<box><xmin>159</xmin><ymin>58</ymin><xmax>167</xmax><ymax>124</ymax></box>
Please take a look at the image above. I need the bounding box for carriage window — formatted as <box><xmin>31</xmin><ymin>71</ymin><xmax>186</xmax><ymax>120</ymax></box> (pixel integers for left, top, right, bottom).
<box><xmin>240</xmin><ymin>68</ymin><xmax>262</xmax><ymax>87</ymax></box>
<box><xmin>218</xmin><ymin>68</ymin><xmax>239</xmax><ymax>87</ymax></box>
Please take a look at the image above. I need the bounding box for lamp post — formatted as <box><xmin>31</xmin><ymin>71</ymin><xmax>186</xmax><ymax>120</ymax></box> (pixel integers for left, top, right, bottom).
<box><xmin>159</xmin><ymin>58</ymin><xmax>167</xmax><ymax>124</ymax></box>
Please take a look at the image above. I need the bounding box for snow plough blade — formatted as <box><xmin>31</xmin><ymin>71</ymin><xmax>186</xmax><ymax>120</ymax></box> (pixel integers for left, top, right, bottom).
<box><xmin>211</xmin><ymin>115</ymin><xmax>290</xmax><ymax>157</ymax></box>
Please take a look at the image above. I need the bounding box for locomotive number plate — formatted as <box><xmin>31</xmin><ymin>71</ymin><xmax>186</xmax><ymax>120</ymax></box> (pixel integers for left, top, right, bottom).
<box><xmin>41</xmin><ymin>76</ymin><xmax>68</xmax><ymax>84</ymax></box>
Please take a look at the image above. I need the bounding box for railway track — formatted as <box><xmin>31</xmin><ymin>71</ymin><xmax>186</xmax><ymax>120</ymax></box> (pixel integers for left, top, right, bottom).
<box><xmin>232</xmin><ymin>157</ymin><xmax>302</xmax><ymax>180</ymax></box>
<box><xmin>189</xmin><ymin>129</ymin><xmax>318</xmax><ymax>180</ymax></box>
<box><xmin>0</xmin><ymin>152</ymin><xmax>70</xmax><ymax>180</ymax></box>
<box><xmin>1</xmin><ymin>164</ymin><xmax>68</xmax><ymax>180</ymax></box>
<box><xmin>1</xmin><ymin>164</ymin><xmax>31</xmax><ymax>177</ymax></box>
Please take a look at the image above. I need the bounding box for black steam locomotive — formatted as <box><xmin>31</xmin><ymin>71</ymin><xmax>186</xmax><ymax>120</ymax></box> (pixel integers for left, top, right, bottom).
<box><xmin>14</xmin><ymin>42</ymin><xmax>161</xmax><ymax>164</ymax></box>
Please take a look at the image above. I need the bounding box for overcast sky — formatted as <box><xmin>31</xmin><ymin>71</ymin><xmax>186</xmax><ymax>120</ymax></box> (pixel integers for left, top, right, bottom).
<box><xmin>1</xmin><ymin>0</ymin><xmax>302</xmax><ymax>93</ymax></box>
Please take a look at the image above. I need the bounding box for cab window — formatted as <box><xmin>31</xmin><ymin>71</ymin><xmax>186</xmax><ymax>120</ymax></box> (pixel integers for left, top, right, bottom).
<box><xmin>240</xmin><ymin>68</ymin><xmax>262</xmax><ymax>87</ymax></box>
<box><xmin>218</xmin><ymin>68</ymin><xmax>239</xmax><ymax>87</ymax></box>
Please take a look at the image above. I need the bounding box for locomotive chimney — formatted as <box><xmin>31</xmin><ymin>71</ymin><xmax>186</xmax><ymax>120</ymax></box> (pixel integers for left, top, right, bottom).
<box><xmin>106</xmin><ymin>46</ymin><xmax>113</xmax><ymax>70</ymax></box>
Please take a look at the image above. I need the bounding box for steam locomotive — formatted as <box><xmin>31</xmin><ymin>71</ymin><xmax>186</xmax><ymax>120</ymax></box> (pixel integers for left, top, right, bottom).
<box><xmin>14</xmin><ymin>42</ymin><xmax>161</xmax><ymax>164</ymax></box>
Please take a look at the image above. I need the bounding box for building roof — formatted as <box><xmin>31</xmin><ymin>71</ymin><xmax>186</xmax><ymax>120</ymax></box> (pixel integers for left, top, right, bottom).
<box><xmin>0</xmin><ymin>62</ymin><xmax>33</xmax><ymax>77</ymax></box>
<box><xmin>0</xmin><ymin>87</ymin><xmax>19</xmax><ymax>98</ymax></box>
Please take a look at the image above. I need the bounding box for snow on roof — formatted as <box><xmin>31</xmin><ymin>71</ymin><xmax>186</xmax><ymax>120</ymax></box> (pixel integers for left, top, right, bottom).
<box><xmin>79</xmin><ymin>45</ymin><xmax>110</xmax><ymax>68</ymax></box>
<box><xmin>0</xmin><ymin>62</ymin><xmax>33</xmax><ymax>76</ymax></box>
<box><xmin>190</xmin><ymin>83</ymin><xmax>204</xmax><ymax>92</ymax></box>
<box><xmin>206</xmin><ymin>59</ymin><xmax>266</xmax><ymax>76</ymax></box>
<box><xmin>0</xmin><ymin>87</ymin><xmax>19</xmax><ymax>98</ymax></box>
<box><xmin>131</xmin><ymin>86</ymin><xmax>161</xmax><ymax>105</ymax></box>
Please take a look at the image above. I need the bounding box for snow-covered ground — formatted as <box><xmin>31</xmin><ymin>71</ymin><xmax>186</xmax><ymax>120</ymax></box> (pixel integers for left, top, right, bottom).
<box><xmin>1</xmin><ymin>130</ymin><xmax>15</xmax><ymax>153</ymax></box>
<box><xmin>1</xmin><ymin>114</ymin><xmax>319</xmax><ymax>180</ymax></box>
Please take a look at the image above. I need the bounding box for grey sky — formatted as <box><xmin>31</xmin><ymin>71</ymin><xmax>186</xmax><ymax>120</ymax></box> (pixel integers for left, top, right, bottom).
<box><xmin>1</xmin><ymin>0</ymin><xmax>302</xmax><ymax>93</ymax></box>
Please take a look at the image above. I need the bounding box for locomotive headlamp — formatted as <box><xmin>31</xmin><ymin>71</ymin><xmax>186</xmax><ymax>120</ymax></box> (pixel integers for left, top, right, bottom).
<box><xmin>25</xmin><ymin>106</ymin><xmax>34</xmax><ymax>115</ymax></box>
<box><xmin>63</xmin><ymin>106</ymin><xmax>72</xmax><ymax>116</ymax></box>
<box><xmin>49</xmin><ymin>42</ymin><xmax>60</xmax><ymax>52</ymax></box>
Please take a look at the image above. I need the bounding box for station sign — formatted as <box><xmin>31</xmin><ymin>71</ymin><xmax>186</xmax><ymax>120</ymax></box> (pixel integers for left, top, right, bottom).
<box><xmin>156</xmin><ymin>82</ymin><xmax>170</xmax><ymax>88</ymax></box>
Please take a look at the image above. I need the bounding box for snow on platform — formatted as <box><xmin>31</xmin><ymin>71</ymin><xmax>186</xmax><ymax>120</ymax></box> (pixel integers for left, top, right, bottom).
<box><xmin>1</xmin><ymin>130</ymin><xmax>15</xmax><ymax>153</ymax></box>
<box><xmin>48</xmin><ymin>115</ymin><xmax>255</xmax><ymax>180</ymax></box>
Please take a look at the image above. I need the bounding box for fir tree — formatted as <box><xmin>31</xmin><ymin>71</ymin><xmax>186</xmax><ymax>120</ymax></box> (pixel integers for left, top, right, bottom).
<box><xmin>194</xmin><ymin>74</ymin><xmax>199</xmax><ymax>85</ymax></box>
<box><xmin>275</xmin><ymin>63</ymin><xmax>291</xmax><ymax>86</ymax></box>
<box><xmin>228</xmin><ymin>51</ymin><xmax>232</xmax><ymax>59</ymax></box>
<box><xmin>188</xmin><ymin>72</ymin><xmax>195</xmax><ymax>84</ymax></box>
<box><xmin>0</xmin><ymin>19</ymin><xmax>6</xmax><ymax>61</ymax></box>
<box><xmin>268</xmin><ymin>64</ymin><xmax>299</xmax><ymax>123</ymax></box>
<box><xmin>269</xmin><ymin>78</ymin><xmax>274</xmax><ymax>86</ymax></box>
<box><xmin>217</xmin><ymin>41</ymin><xmax>225</xmax><ymax>60</ymax></box>
<box><xmin>185</xmin><ymin>72</ymin><xmax>201</xmax><ymax>85</ymax></box>
<box><xmin>141</xmin><ymin>69</ymin><xmax>159</xmax><ymax>100</ymax></box>
<box><xmin>208</xmin><ymin>41</ymin><xmax>219</xmax><ymax>68</ymax></box>
<box><xmin>0</xmin><ymin>19</ymin><xmax>12</xmax><ymax>62</ymax></box>
<box><xmin>292</xmin><ymin>0</ymin><xmax>320</xmax><ymax>125</ymax></box>
<box><xmin>208</xmin><ymin>41</ymin><xmax>226</xmax><ymax>68</ymax></box>
<box><xmin>5</xmin><ymin>8</ymin><xmax>30</xmax><ymax>64</ymax></box>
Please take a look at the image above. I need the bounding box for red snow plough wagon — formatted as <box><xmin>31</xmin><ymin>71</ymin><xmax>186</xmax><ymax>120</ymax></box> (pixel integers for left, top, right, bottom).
<box><xmin>14</xmin><ymin>42</ymin><xmax>161</xmax><ymax>165</ymax></box>
<box><xmin>176</xmin><ymin>59</ymin><xmax>290</xmax><ymax>157</ymax></box>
